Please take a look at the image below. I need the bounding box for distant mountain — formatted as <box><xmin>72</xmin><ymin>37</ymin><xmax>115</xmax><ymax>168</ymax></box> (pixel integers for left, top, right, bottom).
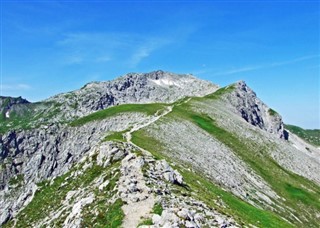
<box><xmin>1</xmin><ymin>71</ymin><xmax>319</xmax><ymax>227</ymax></box>
<box><xmin>285</xmin><ymin>124</ymin><xmax>320</xmax><ymax>146</ymax></box>
<box><xmin>0</xmin><ymin>96</ymin><xmax>30</xmax><ymax>118</ymax></box>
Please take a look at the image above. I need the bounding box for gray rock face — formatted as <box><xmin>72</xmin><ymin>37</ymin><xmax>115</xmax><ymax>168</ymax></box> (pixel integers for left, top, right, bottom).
<box><xmin>142</xmin><ymin>155</ymin><xmax>239</xmax><ymax>228</ymax></box>
<box><xmin>225</xmin><ymin>81</ymin><xmax>285</xmax><ymax>138</ymax></box>
<box><xmin>1</xmin><ymin>71</ymin><xmax>218</xmax><ymax>134</ymax></box>
<box><xmin>48</xmin><ymin>70</ymin><xmax>218</xmax><ymax>121</ymax></box>
<box><xmin>0</xmin><ymin>112</ymin><xmax>150</xmax><ymax>224</ymax></box>
<box><xmin>155</xmin><ymin>160</ymin><xmax>184</xmax><ymax>185</ymax></box>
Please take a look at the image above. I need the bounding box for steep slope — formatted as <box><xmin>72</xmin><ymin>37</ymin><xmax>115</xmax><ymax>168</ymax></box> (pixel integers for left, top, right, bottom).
<box><xmin>130</xmin><ymin>82</ymin><xmax>320</xmax><ymax>227</ymax></box>
<box><xmin>0</xmin><ymin>72</ymin><xmax>319</xmax><ymax>227</ymax></box>
<box><xmin>220</xmin><ymin>81</ymin><xmax>287</xmax><ymax>139</ymax></box>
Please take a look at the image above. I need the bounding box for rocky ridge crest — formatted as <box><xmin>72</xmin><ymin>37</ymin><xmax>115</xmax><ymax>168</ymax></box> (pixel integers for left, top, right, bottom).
<box><xmin>47</xmin><ymin>70</ymin><xmax>219</xmax><ymax>121</ymax></box>
<box><xmin>224</xmin><ymin>81</ymin><xmax>286</xmax><ymax>139</ymax></box>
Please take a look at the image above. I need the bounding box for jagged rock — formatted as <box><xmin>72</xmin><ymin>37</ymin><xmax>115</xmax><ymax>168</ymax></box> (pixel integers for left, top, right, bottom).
<box><xmin>157</xmin><ymin>209</ymin><xmax>180</xmax><ymax>226</ymax></box>
<box><xmin>119</xmin><ymin>151</ymin><xmax>156</xmax><ymax>228</ymax></box>
<box><xmin>0</xmin><ymin>209</ymin><xmax>10</xmax><ymax>225</ymax></box>
<box><xmin>177</xmin><ymin>208</ymin><xmax>189</xmax><ymax>219</ymax></box>
<box><xmin>225</xmin><ymin>81</ymin><xmax>285</xmax><ymax>138</ymax></box>
<box><xmin>97</xmin><ymin>142</ymin><xmax>128</xmax><ymax>167</ymax></box>
<box><xmin>155</xmin><ymin>160</ymin><xmax>184</xmax><ymax>185</ymax></box>
<box><xmin>63</xmin><ymin>193</ymin><xmax>95</xmax><ymax>228</ymax></box>
<box><xmin>185</xmin><ymin>220</ymin><xmax>197</xmax><ymax>228</ymax></box>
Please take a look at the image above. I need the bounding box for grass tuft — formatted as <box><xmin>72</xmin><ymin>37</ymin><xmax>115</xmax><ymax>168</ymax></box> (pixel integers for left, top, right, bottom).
<box><xmin>138</xmin><ymin>218</ymin><xmax>153</xmax><ymax>226</ymax></box>
<box><xmin>152</xmin><ymin>202</ymin><xmax>163</xmax><ymax>215</ymax></box>
<box><xmin>268</xmin><ymin>108</ymin><xmax>277</xmax><ymax>116</ymax></box>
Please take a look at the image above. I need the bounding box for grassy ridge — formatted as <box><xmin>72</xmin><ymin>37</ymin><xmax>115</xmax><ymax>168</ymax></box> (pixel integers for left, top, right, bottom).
<box><xmin>131</xmin><ymin>87</ymin><xmax>320</xmax><ymax>227</ymax></box>
<box><xmin>182</xmin><ymin>169</ymin><xmax>293</xmax><ymax>228</ymax></box>
<box><xmin>188</xmin><ymin>113</ymin><xmax>320</xmax><ymax>225</ymax></box>
<box><xmin>70</xmin><ymin>103</ymin><xmax>167</xmax><ymax>127</ymax></box>
<box><xmin>204</xmin><ymin>84</ymin><xmax>235</xmax><ymax>99</ymax></box>
<box><xmin>285</xmin><ymin>124</ymin><xmax>320</xmax><ymax>146</ymax></box>
<box><xmin>3</xmin><ymin>84</ymin><xmax>319</xmax><ymax>227</ymax></box>
<box><xmin>175</xmin><ymin>94</ymin><xmax>320</xmax><ymax>226</ymax></box>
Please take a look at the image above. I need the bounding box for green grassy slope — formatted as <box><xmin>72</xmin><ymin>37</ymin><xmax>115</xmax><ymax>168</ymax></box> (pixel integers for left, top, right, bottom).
<box><xmin>285</xmin><ymin>124</ymin><xmax>320</xmax><ymax>146</ymax></box>
<box><xmin>0</xmin><ymin>101</ymin><xmax>167</xmax><ymax>133</ymax></box>
<box><xmin>70</xmin><ymin>103</ymin><xmax>167</xmax><ymax>127</ymax></box>
<box><xmin>187</xmin><ymin>113</ymin><xmax>320</xmax><ymax>226</ymax></box>
<box><xmin>130</xmin><ymin>88</ymin><xmax>320</xmax><ymax>227</ymax></box>
<box><xmin>131</xmin><ymin>130</ymin><xmax>293</xmax><ymax>228</ymax></box>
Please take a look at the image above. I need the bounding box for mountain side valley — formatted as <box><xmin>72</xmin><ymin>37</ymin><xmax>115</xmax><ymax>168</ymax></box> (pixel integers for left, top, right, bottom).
<box><xmin>0</xmin><ymin>71</ymin><xmax>319</xmax><ymax>228</ymax></box>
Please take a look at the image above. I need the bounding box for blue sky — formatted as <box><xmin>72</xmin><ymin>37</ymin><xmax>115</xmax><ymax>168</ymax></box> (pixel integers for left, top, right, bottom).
<box><xmin>1</xmin><ymin>0</ymin><xmax>319</xmax><ymax>128</ymax></box>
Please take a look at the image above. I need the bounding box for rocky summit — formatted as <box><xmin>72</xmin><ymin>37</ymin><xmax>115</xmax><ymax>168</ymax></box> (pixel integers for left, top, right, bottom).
<box><xmin>0</xmin><ymin>71</ymin><xmax>319</xmax><ymax>228</ymax></box>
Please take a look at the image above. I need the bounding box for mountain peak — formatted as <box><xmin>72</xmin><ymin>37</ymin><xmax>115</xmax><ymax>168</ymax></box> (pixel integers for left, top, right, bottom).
<box><xmin>119</xmin><ymin>70</ymin><xmax>195</xmax><ymax>81</ymax></box>
<box><xmin>223</xmin><ymin>80</ymin><xmax>285</xmax><ymax>138</ymax></box>
<box><xmin>48</xmin><ymin>71</ymin><xmax>219</xmax><ymax>120</ymax></box>
<box><xmin>234</xmin><ymin>80</ymin><xmax>255</xmax><ymax>94</ymax></box>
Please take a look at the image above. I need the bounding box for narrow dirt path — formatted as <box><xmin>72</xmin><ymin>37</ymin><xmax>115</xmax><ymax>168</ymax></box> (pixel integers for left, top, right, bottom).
<box><xmin>125</xmin><ymin>105</ymin><xmax>173</xmax><ymax>143</ymax></box>
<box><xmin>120</xmin><ymin>99</ymin><xmax>192</xmax><ymax>228</ymax></box>
<box><xmin>125</xmin><ymin>98</ymin><xmax>191</xmax><ymax>144</ymax></box>
<box><xmin>119</xmin><ymin>152</ymin><xmax>155</xmax><ymax>228</ymax></box>
<box><xmin>120</xmin><ymin>105</ymin><xmax>175</xmax><ymax>228</ymax></box>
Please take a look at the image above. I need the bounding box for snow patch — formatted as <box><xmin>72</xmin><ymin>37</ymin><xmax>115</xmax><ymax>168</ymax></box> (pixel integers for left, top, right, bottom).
<box><xmin>150</xmin><ymin>78</ymin><xmax>193</xmax><ymax>88</ymax></box>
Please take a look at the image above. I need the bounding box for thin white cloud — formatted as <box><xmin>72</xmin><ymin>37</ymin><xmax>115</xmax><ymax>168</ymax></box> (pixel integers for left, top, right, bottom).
<box><xmin>2</xmin><ymin>84</ymin><xmax>31</xmax><ymax>91</ymax></box>
<box><xmin>95</xmin><ymin>56</ymin><xmax>111</xmax><ymax>63</ymax></box>
<box><xmin>214</xmin><ymin>66</ymin><xmax>262</xmax><ymax>76</ymax></box>
<box><xmin>130</xmin><ymin>47</ymin><xmax>150</xmax><ymax>67</ymax></box>
<box><xmin>57</xmin><ymin>32</ymin><xmax>125</xmax><ymax>65</ymax></box>
<box><xmin>213</xmin><ymin>55</ymin><xmax>320</xmax><ymax>76</ymax></box>
<box><xmin>57</xmin><ymin>31</ymin><xmax>177</xmax><ymax>67</ymax></box>
<box><xmin>128</xmin><ymin>38</ymin><xmax>172</xmax><ymax>67</ymax></box>
<box><xmin>64</xmin><ymin>54</ymin><xmax>84</xmax><ymax>65</ymax></box>
<box><xmin>270</xmin><ymin>55</ymin><xmax>320</xmax><ymax>67</ymax></box>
